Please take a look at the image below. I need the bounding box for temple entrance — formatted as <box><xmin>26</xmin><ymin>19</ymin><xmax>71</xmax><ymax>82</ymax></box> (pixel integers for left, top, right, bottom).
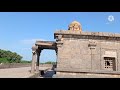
<box><xmin>40</xmin><ymin>50</ymin><xmax>56</xmax><ymax>64</ymax></box>
<box><xmin>39</xmin><ymin>50</ymin><xmax>57</xmax><ymax>77</ymax></box>
<box><xmin>40</xmin><ymin>50</ymin><xmax>57</xmax><ymax>70</ymax></box>
<box><xmin>31</xmin><ymin>41</ymin><xmax>57</xmax><ymax>74</ymax></box>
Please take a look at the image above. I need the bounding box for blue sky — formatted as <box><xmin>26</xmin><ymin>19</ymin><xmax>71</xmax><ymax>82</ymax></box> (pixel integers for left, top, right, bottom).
<box><xmin>0</xmin><ymin>12</ymin><xmax>120</xmax><ymax>63</ymax></box>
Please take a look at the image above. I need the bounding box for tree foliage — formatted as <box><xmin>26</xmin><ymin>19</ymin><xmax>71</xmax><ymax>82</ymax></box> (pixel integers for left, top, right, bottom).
<box><xmin>0</xmin><ymin>49</ymin><xmax>23</xmax><ymax>63</ymax></box>
<box><xmin>44</xmin><ymin>61</ymin><xmax>56</xmax><ymax>64</ymax></box>
<box><xmin>20</xmin><ymin>60</ymin><xmax>31</xmax><ymax>63</ymax></box>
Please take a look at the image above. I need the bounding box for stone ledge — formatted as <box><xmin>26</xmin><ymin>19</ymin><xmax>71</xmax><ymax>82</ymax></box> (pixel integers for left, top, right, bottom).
<box><xmin>56</xmin><ymin>68</ymin><xmax>120</xmax><ymax>75</ymax></box>
<box><xmin>0</xmin><ymin>63</ymin><xmax>31</xmax><ymax>69</ymax></box>
<box><xmin>54</xmin><ymin>30</ymin><xmax>120</xmax><ymax>38</ymax></box>
<box><xmin>55</xmin><ymin>73</ymin><xmax>120</xmax><ymax>78</ymax></box>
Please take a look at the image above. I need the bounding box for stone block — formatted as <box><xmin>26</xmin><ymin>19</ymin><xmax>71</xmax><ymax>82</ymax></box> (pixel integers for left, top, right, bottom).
<box><xmin>102</xmin><ymin>32</ymin><xmax>109</xmax><ymax>37</ymax></box>
<box><xmin>108</xmin><ymin>33</ymin><xmax>115</xmax><ymax>37</ymax></box>
<box><xmin>114</xmin><ymin>33</ymin><xmax>120</xmax><ymax>37</ymax></box>
<box><xmin>92</xmin><ymin>55</ymin><xmax>101</xmax><ymax>70</ymax></box>
<box><xmin>98</xmin><ymin>32</ymin><xmax>103</xmax><ymax>36</ymax></box>
<box><xmin>94</xmin><ymin>32</ymin><xmax>99</xmax><ymax>36</ymax></box>
<box><xmin>81</xmin><ymin>31</ymin><xmax>88</xmax><ymax>35</ymax></box>
<box><xmin>86</xmin><ymin>32</ymin><xmax>91</xmax><ymax>35</ymax></box>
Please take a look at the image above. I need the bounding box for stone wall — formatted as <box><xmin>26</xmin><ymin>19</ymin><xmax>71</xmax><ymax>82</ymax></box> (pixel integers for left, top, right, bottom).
<box><xmin>0</xmin><ymin>63</ymin><xmax>53</xmax><ymax>69</ymax></box>
<box><xmin>0</xmin><ymin>63</ymin><xmax>31</xmax><ymax>69</ymax></box>
<box><xmin>57</xmin><ymin>38</ymin><xmax>94</xmax><ymax>70</ymax></box>
<box><xmin>55</xmin><ymin>31</ymin><xmax>120</xmax><ymax>73</ymax></box>
<box><xmin>55</xmin><ymin>72</ymin><xmax>120</xmax><ymax>78</ymax></box>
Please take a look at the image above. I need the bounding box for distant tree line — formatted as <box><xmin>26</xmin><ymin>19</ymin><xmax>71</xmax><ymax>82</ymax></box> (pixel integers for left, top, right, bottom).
<box><xmin>0</xmin><ymin>49</ymin><xmax>23</xmax><ymax>63</ymax></box>
<box><xmin>43</xmin><ymin>61</ymin><xmax>56</xmax><ymax>64</ymax></box>
<box><xmin>20</xmin><ymin>60</ymin><xmax>31</xmax><ymax>63</ymax></box>
<box><xmin>0</xmin><ymin>49</ymin><xmax>56</xmax><ymax>64</ymax></box>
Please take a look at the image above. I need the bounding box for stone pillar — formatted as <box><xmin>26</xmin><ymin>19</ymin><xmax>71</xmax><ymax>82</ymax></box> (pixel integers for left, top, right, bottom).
<box><xmin>56</xmin><ymin>35</ymin><xmax>63</xmax><ymax>69</ymax></box>
<box><xmin>36</xmin><ymin>49</ymin><xmax>42</xmax><ymax>72</ymax></box>
<box><xmin>31</xmin><ymin>51</ymin><xmax>36</xmax><ymax>73</ymax></box>
<box><xmin>56</xmin><ymin>35</ymin><xmax>63</xmax><ymax>60</ymax></box>
<box><xmin>88</xmin><ymin>40</ymin><xmax>97</xmax><ymax>70</ymax></box>
<box><xmin>31</xmin><ymin>45</ymin><xmax>38</xmax><ymax>73</ymax></box>
<box><xmin>55</xmin><ymin>49</ymin><xmax>58</xmax><ymax>61</ymax></box>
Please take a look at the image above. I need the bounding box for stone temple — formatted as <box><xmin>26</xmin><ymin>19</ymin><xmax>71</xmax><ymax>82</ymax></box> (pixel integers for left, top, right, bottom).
<box><xmin>31</xmin><ymin>21</ymin><xmax>120</xmax><ymax>78</ymax></box>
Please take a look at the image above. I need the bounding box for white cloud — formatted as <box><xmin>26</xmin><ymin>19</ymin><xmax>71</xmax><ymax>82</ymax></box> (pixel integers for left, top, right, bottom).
<box><xmin>20</xmin><ymin>38</ymin><xmax>46</xmax><ymax>45</ymax></box>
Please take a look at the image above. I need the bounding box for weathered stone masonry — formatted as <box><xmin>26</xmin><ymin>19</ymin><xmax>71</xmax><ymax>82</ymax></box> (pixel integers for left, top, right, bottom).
<box><xmin>54</xmin><ymin>31</ymin><xmax>120</xmax><ymax>72</ymax></box>
<box><xmin>31</xmin><ymin>21</ymin><xmax>120</xmax><ymax>77</ymax></box>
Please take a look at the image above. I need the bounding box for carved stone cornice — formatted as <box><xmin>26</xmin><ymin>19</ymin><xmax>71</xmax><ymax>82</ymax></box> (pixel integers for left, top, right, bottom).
<box><xmin>54</xmin><ymin>30</ymin><xmax>120</xmax><ymax>41</ymax></box>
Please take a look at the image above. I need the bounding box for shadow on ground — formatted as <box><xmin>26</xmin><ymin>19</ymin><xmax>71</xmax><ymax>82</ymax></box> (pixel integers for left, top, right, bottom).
<box><xmin>39</xmin><ymin>65</ymin><xmax>57</xmax><ymax>78</ymax></box>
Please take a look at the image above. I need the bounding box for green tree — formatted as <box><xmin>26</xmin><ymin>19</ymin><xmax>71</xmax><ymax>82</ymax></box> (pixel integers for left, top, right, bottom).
<box><xmin>45</xmin><ymin>61</ymin><xmax>56</xmax><ymax>64</ymax></box>
<box><xmin>0</xmin><ymin>49</ymin><xmax>23</xmax><ymax>63</ymax></box>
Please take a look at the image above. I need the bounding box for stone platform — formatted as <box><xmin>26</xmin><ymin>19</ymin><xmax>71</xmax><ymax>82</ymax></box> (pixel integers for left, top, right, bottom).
<box><xmin>0</xmin><ymin>67</ymin><xmax>50</xmax><ymax>78</ymax></box>
<box><xmin>55</xmin><ymin>73</ymin><xmax>120</xmax><ymax>78</ymax></box>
